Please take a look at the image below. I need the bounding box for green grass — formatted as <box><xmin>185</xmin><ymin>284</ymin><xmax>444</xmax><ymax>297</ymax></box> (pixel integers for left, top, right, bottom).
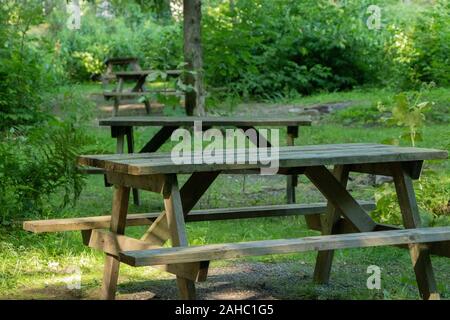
<box><xmin>0</xmin><ymin>85</ymin><xmax>449</xmax><ymax>299</ymax></box>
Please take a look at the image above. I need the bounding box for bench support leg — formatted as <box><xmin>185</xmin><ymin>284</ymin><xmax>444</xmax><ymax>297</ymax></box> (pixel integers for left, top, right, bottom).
<box><xmin>101</xmin><ymin>185</ymin><xmax>130</xmax><ymax>300</ymax></box>
<box><xmin>164</xmin><ymin>174</ymin><xmax>196</xmax><ymax>299</ymax></box>
<box><xmin>393</xmin><ymin>163</ymin><xmax>440</xmax><ymax>300</ymax></box>
<box><xmin>313</xmin><ymin>165</ymin><xmax>349</xmax><ymax>284</ymax></box>
<box><xmin>286</xmin><ymin>126</ymin><xmax>298</xmax><ymax>204</ymax></box>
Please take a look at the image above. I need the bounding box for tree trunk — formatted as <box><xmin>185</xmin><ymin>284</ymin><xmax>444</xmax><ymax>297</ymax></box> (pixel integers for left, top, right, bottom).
<box><xmin>183</xmin><ymin>0</ymin><xmax>205</xmax><ymax>116</ymax></box>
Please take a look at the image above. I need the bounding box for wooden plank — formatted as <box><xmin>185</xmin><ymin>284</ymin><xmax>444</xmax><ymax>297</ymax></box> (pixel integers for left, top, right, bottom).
<box><xmin>350</xmin><ymin>161</ymin><xmax>424</xmax><ymax>179</ymax></box>
<box><xmin>105</xmin><ymin>172</ymin><xmax>166</xmax><ymax>194</ymax></box>
<box><xmin>114</xmin><ymin>70</ymin><xmax>182</xmax><ymax>77</ymax></box>
<box><xmin>99</xmin><ymin>116</ymin><xmax>312</xmax><ymax>127</ymax></box>
<box><xmin>104</xmin><ymin>57</ymin><xmax>139</xmax><ymax>65</ymax></box>
<box><xmin>23</xmin><ymin>201</ymin><xmax>376</xmax><ymax>233</ymax></box>
<box><xmin>139</xmin><ymin>126</ymin><xmax>178</xmax><ymax>153</ymax></box>
<box><xmin>305</xmin><ymin>166</ymin><xmax>377</xmax><ymax>232</ymax></box>
<box><xmin>104</xmin><ymin>90</ymin><xmax>179</xmax><ymax>98</ymax></box>
<box><xmin>101</xmin><ymin>186</ymin><xmax>130</xmax><ymax>300</ymax></box>
<box><xmin>77</xmin><ymin>144</ymin><xmax>448</xmax><ymax>176</ymax></box>
<box><xmin>77</xmin><ymin>166</ymin><xmax>104</xmax><ymax>174</ymax></box>
<box><xmin>313</xmin><ymin>165</ymin><xmax>349</xmax><ymax>284</ymax></box>
<box><xmin>393</xmin><ymin>164</ymin><xmax>440</xmax><ymax>300</ymax></box>
<box><xmin>85</xmin><ymin>229</ymin><xmax>159</xmax><ymax>255</ymax></box>
<box><xmin>309</xmin><ymin>218</ymin><xmax>450</xmax><ymax>259</ymax></box>
<box><xmin>120</xmin><ymin>227</ymin><xmax>450</xmax><ymax>267</ymax></box>
<box><xmin>163</xmin><ymin>174</ymin><xmax>196</xmax><ymax>299</ymax></box>
<box><xmin>84</xmin><ymin>229</ymin><xmax>207</xmax><ymax>282</ymax></box>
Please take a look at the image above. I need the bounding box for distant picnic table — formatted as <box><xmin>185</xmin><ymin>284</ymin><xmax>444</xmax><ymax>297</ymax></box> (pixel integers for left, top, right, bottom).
<box><xmin>103</xmin><ymin>70</ymin><xmax>182</xmax><ymax>116</ymax></box>
<box><xmin>97</xmin><ymin>116</ymin><xmax>312</xmax><ymax>205</ymax></box>
<box><xmin>25</xmin><ymin>143</ymin><xmax>450</xmax><ymax>300</ymax></box>
<box><xmin>101</xmin><ymin>57</ymin><xmax>141</xmax><ymax>86</ymax></box>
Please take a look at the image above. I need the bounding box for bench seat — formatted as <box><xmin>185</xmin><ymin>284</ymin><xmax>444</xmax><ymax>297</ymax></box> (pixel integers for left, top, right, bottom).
<box><xmin>120</xmin><ymin>227</ymin><xmax>450</xmax><ymax>267</ymax></box>
<box><xmin>23</xmin><ymin>201</ymin><xmax>375</xmax><ymax>233</ymax></box>
<box><xmin>103</xmin><ymin>90</ymin><xmax>179</xmax><ymax>99</ymax></box>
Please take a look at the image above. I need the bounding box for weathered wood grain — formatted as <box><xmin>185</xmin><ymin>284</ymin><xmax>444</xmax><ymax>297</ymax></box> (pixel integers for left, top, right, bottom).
<box><xmin>305</xmin><ymin>166</ymin><xmax>376</xmax><ymax>232</ymax></box>
<box><xmin>120</xmin><ymin>227</ymin><xmax>450</xmax><ymax>267</ymax></box>
<box><xmin>393</xmin><ymin>164</ymin><xmax>440</xmax><ymax>300</ymax></box>
<box><xmin>23</xmin><ymin>201</ymin><xmax>376</xmax><ymax>233</ymax></box>
<box><xmin>164</xmin><ymin>174</ymin><xmax>197</xmax><ymax>299</ymax></box>
<box><xmin>78</xmin><ymin>144</ymin><xmax>448</xmax><ymax>176</ymax></box>
<box><xmin>101</xmin><ymin>186</ymin><xmax>130</xmax><ymax>300</ymax></box>
<box><xmin>313</xmin><ymin>165</ymin><xmax>349</xmax><ymax>284</ymax></box>
<box><xmin>99</xmin><ymin>116</ymin><xmax>312</xmax><ymax>127</ymax></box>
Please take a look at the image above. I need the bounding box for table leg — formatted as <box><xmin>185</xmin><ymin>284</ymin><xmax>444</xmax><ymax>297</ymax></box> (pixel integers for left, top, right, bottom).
<box><xmin>126</xmin><ymin>127</ymin><xmax>140</xmax><ymax>206</ymax></box>
<box><xmin>164</xmin><ymin>174</ymin><xmax>196</xmax><ymax>299</ymax></box>
<box><xmin>393</xmin><ymin>163</ymin><xmax>440</xmax><ymax>300</ymax></box>
<box><xmin>286</xmin><ymin>126</ymin><xmax>298</xmax><ymax>204</ymax></box>
<box><xmin>113</xmin><ymin>78</ymin><xmax>124</xmax><ymax>116</ymax></box>
<box><xmin>313</xmin><ymin>165</ymin><xmax>349</xmax><ymax>284</ymax></box>
<box><xmin>132</xmin><ymin>75</ymin><xmax>151</xmax><ymax>114</ymax></box>
<box><xmin>101</xmin><ymin>185</ymin><xmax>130</xmax><ymax>300</ymax></box>
<box><xmin>144</xmin><ymin>100</ymin><xmax>151</xmax><ymax>115</ymax></box>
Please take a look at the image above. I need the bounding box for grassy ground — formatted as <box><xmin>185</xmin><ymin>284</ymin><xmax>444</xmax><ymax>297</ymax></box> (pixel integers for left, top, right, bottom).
<box><xmin>0</xmin><ymin>85</ymin><xmax>449</xmax><ymax>299</ymax></box>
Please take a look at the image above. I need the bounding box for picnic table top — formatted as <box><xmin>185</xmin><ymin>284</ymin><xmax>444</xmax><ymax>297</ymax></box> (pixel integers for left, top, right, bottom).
<box><xmin>78</xmin><ymin>143</ymin><xmax>448</xmax><ymax>175</ymax></box>
<box><xmin>104</xmin><ymin>57</ymin><xmax>139</xmax><ymax>65</ymax></box>
<box><xmin>99</xmin><ymin>116</ymin><xmax>312</xmax><ymax>127</ymax></box>
<box><xmin>114</xmin><ymin>70</ymin><xmax>182</xmax><ymax>77</ymax></box>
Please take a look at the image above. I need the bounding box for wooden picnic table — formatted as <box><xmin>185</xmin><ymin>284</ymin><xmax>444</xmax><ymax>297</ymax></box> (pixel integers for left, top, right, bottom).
<box><xmin>103</xmin><ymin>70</ymin><xmax>182</xmax><ymax>116</ymax></box>
<box><xmin>101</xmin><ymin>57</ymin><xmax>141</xmax><ymax>86</ymax></box>
<box><xmin>25</xmin><ymin>143</ymin><xmax>449</xmax><ymax>300</ymax></box>
<box><xmin>98</xmin><ymin>116</ymin><xmax>312</xmax><ymax>205</ymax></box>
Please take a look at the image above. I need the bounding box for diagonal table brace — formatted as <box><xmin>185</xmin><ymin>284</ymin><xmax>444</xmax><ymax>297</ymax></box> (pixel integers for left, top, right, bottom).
<box><xmin>305</xmin><ymin>166</ymin><xmax>377</xmax><ymax>232</ymax></box>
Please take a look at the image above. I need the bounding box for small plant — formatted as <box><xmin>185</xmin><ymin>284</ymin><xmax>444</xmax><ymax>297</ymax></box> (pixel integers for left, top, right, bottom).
<box><xmin>0</xmin><ymin>119</ymin><xmax>94</xmax><ymax>226</ymax></box>
<box><xmin>378</xmin><ymin>83</ymin><xmax>435</xmax><ymax>147</ymax></box>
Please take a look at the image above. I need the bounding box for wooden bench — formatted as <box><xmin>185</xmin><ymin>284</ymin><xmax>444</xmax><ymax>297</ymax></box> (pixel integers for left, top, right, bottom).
<box><xmin>97</xmin><ymin>116</ymin><xmax>312</xmax><ymax>206</ymax></box>
<box><xmin>120</xmin><ymin>227</ymin><xmax>450</xmax><ymax>267</ymax></box>
<box><xmin>23</xmin><ymin>201</ymin><xmax>376</xmax><ymax>233</ymax></box>
<box><xmin>26</xmin><ymin>143</ymin><xmax>449</xmax><ymax>300</ymax></box>
<box><xmin>103</xmin><ymin>70</ymin><xmax>182</xmax><ymax>116</ymax></box>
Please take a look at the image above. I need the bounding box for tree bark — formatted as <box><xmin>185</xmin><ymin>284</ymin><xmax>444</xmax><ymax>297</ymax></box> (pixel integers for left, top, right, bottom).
<box><xmin>183</xmin><ymin>0</ymin><xmax>205</xmax><ymax>116</ymax></box>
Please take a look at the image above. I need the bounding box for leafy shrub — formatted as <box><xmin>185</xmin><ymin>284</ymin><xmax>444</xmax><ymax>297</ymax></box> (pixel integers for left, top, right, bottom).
<box><xmin>0</xmin><ymin>119</ymin><xmax>94</xmax><ymax>225</ymax></box>
<box><xmin>378</xmin><ymin>85</ymin><xmax>433</xmax><ymax>146</ymax></box>
<box><xmin>372</xmin><ymin>171</ymin><xmax>450</xmax><ymax>227</ymax></box>
<box><xmin>0</xmin><ymin>1</ymin><xmax>52</xmax><ymax>130</ymax></box>
<box><xmin>202</xmin><ymin>0</ymin><xmax>384</xmax><ymax>97</ymax></box>
<box><xmin>382</xmin><ymin>0</ymin><xmax>450</xmax><ymax>89</ymax></box>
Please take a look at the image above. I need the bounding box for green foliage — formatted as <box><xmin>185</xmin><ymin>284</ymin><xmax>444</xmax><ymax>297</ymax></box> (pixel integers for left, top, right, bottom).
<box><xmin>0</xmin><ymin>0</ymin><xmax>52</xmax><ymax>130</ymax></box>
<box><xmin>47</xmin><ymin>3</ymin><xmax>182</xmax><ymax>81</ymax></box>
<box><xmin>25</xmin><ymin>0</ymin><xmax>447</xmax><ymax>96</ymax></box>
<box><xmin>0</xmin><ymin>119</ymin><xmax>94</xmax><ymax>225</ymax></box>
<box><xmin>378</xmin><ymin>84</ymin><xmax>434</xmax><ymax>146</ymax></box>
<box><xmin>203</xmin><ymin>0</ymin><xmax>384</xmax><ymax>97</ymax></box>
<box><xmin>382</xmin><ymin>0</ymin><xmax>450</xmax><ymax>89</ymax></box>
<box><xmin>372</xmin><ymin>171</ymin><xmax>450</xmax><ymax>227</ymax></box>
